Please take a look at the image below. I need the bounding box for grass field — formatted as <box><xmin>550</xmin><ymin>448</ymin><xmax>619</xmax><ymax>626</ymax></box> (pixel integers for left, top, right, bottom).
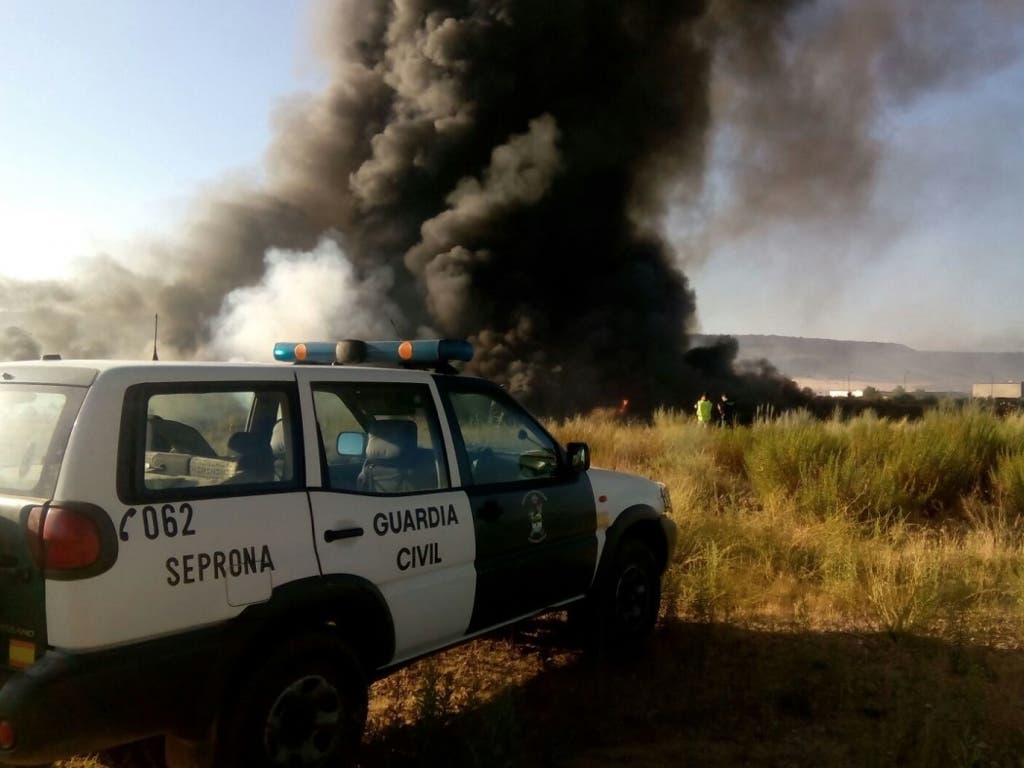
<box><xmin>560</xmin><ymin>404</ymin><xmax>1024</xmax><ymax>639</ymax></box>
<box><xmin>64</xmin><ymin>405</ymin><xmax>1024</xmax><ymax>767</ymax></box>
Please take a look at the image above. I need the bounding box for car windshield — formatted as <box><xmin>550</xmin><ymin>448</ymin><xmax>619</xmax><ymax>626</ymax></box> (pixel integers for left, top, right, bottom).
<box><xmin>0</xmin><ymin>384</ymin><xmax>85</xmax><ymax>497</ymax></box>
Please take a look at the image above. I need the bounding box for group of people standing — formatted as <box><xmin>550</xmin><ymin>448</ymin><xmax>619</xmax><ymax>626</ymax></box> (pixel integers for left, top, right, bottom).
<box><xmin>695</xmin><ymin>393</ymin><xmax>733</xmax><ymax>428</ymax></box>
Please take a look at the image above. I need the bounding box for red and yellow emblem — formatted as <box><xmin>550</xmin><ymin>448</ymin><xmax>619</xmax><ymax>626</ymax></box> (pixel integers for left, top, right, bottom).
<box><xmin>8</xmin><ymin>638</ymin><xmax>35</xmax><ymax>669</ymax></box>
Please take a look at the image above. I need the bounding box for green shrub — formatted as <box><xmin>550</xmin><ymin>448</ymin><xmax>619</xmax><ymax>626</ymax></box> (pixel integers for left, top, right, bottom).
<box><xmin>745</xmin><ymin>410</ymin><xmax>846</xmax><ymax>499</ymax></box>
<box><xmin>862</xmin><ymin>546</ymin><xmax>943</xmax><ymax>636</ymax></box>
<box><xmin>881</xmin><ymin>406</ymin><xmax>1002</xmax><ymax>516</ymax></box>
<box><xmin>992</xmin><ymin>452</ymin><xmax>1024</xmax><ymax>516</ymax></box>
<box><xmin>681</xmin><ymin>540</ymin><xmax>735</xmax><ymax>622</ymax></box>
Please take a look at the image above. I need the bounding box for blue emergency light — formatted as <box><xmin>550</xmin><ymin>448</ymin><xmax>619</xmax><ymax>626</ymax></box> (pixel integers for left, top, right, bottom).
<box><xmin>272</xmin><ymin>339</ymin><xmax>473</xmax><ymax>367</ymax></box>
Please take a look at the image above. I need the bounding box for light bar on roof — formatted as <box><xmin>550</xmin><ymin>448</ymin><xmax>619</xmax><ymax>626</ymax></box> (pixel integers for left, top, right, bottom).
<box><xmin>272</xmin><ymin>339</ymin><xmax>473</xmax><ymax>366</ymax></box>
<box><xmin>272</xmin><ymin>342</ymin><xmax>337</xmax><ymax>364</ymax></box>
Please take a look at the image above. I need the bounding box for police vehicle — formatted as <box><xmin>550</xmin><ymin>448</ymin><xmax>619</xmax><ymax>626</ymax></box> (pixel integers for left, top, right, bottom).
<box><xmin>0</xmin><ymin>339</ymin><xmax>676</xmax><ymax>767</ymax></box>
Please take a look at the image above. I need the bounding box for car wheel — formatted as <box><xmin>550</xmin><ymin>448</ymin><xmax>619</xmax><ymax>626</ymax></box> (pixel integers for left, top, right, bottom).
<box><xmin>218</xmin><ymin>633</ymin><xmax>367</xmax><ymax>768</ymax></box>
<box><xmin>597</xmin><ymin>537</ymin><xmax>661</xmax><ymax>651</ymax></box>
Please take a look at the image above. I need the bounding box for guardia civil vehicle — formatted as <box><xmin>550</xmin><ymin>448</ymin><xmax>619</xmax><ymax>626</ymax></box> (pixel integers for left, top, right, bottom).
<box><xmin>0</xmin><ymin>339</ymin><xmax>676</xmax><ymax>768</ymax></box>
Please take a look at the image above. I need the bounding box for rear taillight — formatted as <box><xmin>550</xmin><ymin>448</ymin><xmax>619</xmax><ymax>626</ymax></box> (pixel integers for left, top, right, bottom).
<box><xmin>0</xmin><ymin>719</ymin><xmax>14</xmax><ymax>749</ymax></box>
<box><xmin>26</xmin><ymin>505</ymin><xmax>102</xmax><ymax>571</ymax></box>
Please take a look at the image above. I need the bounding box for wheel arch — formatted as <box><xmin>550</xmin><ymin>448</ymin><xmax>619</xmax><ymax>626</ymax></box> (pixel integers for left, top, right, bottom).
<box><xmin>236</xmin><ymin>574</ymin><xmax>396</xmax><ymax>674</ymax></box>
<box><xmin>199</xmin><ymin>573</ymin><xmax>394</xmax><ymax>743</ymax></box>
<box><xmin>598</xmin><ymin>504</ymin><xmax>671</xmax><ymax>584</ymax></box>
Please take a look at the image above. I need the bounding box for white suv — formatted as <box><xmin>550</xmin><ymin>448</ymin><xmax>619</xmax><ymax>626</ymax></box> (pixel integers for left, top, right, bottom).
<box><xmin>0</xmin><ymin>339</ymin><xmax>675</xmax><ymax>768</ymax></box>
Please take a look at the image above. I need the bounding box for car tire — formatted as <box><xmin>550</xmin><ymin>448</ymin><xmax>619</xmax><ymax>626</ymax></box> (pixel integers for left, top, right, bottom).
<box><xmin>217</xmin><ymin>633</ymin><xmax>367</xmax><ymax>768</ymax></box>
<box><xmin>594</xmin><ymin>537</ymin><xmax>661</xmax><ymax>652</ymax></box>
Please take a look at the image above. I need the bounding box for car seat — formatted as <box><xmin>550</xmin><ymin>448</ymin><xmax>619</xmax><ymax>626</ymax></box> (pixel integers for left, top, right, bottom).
<box><xmin>357</xmin><ymin>420</ymin><xmax>421</xmax><ymax>494</ymax></box>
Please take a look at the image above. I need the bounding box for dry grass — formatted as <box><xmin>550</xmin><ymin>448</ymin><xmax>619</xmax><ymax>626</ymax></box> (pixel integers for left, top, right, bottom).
<box><xmin>554</xmin><ymin>405</ymin><xmax>1024</xmax><ymax>637</ymax></box>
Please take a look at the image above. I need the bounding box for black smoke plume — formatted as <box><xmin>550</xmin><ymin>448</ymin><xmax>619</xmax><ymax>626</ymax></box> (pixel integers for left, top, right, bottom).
<box><xmin>266</xmin><ymin>0</ymin><xmax>724</xmax><ymax>414</ymax></box>
<box><xmin>4</xmin><ymin>0</ymin><xmax>1022</xmax><ymax>416</ymax></box>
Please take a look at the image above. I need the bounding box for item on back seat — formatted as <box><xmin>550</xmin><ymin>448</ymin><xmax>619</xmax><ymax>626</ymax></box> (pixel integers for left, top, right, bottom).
<box><xmin>224</xmin><ymin>432</ymin><xmax>275</xmax><ymax>484</ymax></box>
<box><xmin>146</xmin><ymin>416</ymin><xmax>217</xmax><ymax>457</ymax></box>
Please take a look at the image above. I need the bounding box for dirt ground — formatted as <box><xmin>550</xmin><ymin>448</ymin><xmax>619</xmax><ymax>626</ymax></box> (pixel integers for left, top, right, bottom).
<box><xmin>60</xmin><ymin>614</ymin><xmax>1024</xmax><ymax>767</ymax></box>
<box><xmin>360</xmin><ymin>615</ymin><xmax>1024</xmax><ymax>768</ymax></box>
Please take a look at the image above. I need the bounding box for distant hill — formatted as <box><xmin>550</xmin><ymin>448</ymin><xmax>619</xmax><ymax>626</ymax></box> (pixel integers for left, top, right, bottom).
<box><xmin>692</xmin><ymin>334</ymin><xmax>1024</xmax><ymax>395</ymax></box>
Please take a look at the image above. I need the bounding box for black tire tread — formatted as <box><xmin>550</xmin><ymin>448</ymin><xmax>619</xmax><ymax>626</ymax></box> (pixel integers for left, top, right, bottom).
<box><xmin>589</xmin><ymin>535</ymin><xmax>662</xmax><ymax>654</ymax></box>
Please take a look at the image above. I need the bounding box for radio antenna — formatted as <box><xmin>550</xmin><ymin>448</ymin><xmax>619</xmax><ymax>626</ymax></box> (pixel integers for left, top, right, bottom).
<box><xmin>152</xmin><ymin>314</ymin><xmax>159</xmax><ymax>361</ymax></box>
<box><xmin>388</xmin><ymin>315</ymin><xmax>401</xmax><ymax>336</ymax></box>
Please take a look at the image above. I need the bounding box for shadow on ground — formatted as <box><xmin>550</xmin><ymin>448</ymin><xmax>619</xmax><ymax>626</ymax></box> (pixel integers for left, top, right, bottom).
<box><xmin>360</xmin><ymin>616</ymin><xmax>1024</xmax><ymax>768</ymax></box>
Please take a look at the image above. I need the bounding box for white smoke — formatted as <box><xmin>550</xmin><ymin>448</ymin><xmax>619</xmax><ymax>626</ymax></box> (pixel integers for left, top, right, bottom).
<box><xmin>207</xmin><ymin>237</ymin><xmax>404</xmax><ymax>362</ymax></box>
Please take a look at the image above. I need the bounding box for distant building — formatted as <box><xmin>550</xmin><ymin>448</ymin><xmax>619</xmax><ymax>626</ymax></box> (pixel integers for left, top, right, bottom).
<box><xmin>972</xmin><ymin>382</ymin><xmax>1024</xmax><ymax>399</ymax></box>
<box><xmin>828</xmin><ymin>389</ymin><xmax>864</xmax><ymax>398</ymax></box>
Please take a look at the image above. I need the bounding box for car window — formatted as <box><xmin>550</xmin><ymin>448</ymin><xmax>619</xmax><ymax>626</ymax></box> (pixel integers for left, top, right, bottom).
<box><xmin>445</xmin><ymin>390</ymin><xmax>559</xmax><ymax>485</ymax></box>
<box><xmin>132</xmin><ymin>387</ymin><xmax>299</xmax><ymax>495</ymax></box>
<box><xmin>312</xmin><ymin>382</ymin><xmax>448</xmax><ymax>494</ymax></box>
<box><xmin>0</xmin><ymin>384</ymin><xmax>85</xmax><ymax>496</ymax></box>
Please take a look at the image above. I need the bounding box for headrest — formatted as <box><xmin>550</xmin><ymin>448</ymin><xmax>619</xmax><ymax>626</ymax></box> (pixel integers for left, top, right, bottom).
<box><xmin>365</xmin><ymin>420</ymin><xmax>417</xmax><ymax>461</ymax></box>
<box><xmin>227</xmin><ymin>431</ymin><xmax>271</xmax><ymax>457</ymax></box>
<box><xmin>270</xmin><ymin>420</ymin><xmax>285</xmax><ymax>454</ymax></box>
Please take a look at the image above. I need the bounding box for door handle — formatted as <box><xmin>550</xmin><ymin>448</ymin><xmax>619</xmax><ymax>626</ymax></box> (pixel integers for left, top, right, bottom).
<box><xmin>478</xmin><ymin>499</ymin><xmax>503</xmax><ymax>522</ymax></box>
<box><xmin>324</xmin><ymin>526</ymin><xmax>364</xmax><ymax>543</ymax></box>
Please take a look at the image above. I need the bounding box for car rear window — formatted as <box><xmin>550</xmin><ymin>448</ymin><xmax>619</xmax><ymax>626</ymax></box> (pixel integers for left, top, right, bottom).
<box><xmin>0</xmin><ymin>384</ymin><xmax>85</xmax><ymax>497</ymax></box>
<box><xmin>117</xmin><ymin>382</ymin><xmax>304</xmax><ymax>501</ymax></box>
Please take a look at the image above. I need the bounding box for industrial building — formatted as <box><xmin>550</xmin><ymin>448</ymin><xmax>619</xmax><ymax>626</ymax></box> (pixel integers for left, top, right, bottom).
<box><xmin>971</xmin><ymin>382</ymin><xmax>1024</xmax><ymax>399</ymax></box>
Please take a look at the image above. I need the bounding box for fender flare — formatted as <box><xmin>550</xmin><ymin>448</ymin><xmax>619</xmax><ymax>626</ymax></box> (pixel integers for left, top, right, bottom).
<box><xmin>238</xmin><ymin>574</ymin><xmax>396</xmax><ymax>670</ymax></box>
<box><xmin>594</xmin><ymin>504</ymin><xmax>674</xmax><ymax>589</ymax></box>
<box><xmin>181</xmin><ymin>575</ymin><xmax>395</xmax><ymax>741</ymax></box>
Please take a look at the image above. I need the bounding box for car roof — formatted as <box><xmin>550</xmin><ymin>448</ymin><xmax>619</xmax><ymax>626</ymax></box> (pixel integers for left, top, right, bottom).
<box><xmin>0</xmin><ymin>358</ymin><xmax>455</xmax><ymax>386</ymax></box>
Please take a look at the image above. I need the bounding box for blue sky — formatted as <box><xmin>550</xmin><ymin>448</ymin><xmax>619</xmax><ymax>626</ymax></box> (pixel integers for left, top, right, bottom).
<box><xmin>1</xmin><ymin>2</ymin><xmax>1023</xmax><ymax>352</ymax></box>
<box><xmin>685</xmin><ymin>46</ymin><xmax>1024</xmax><ymax>352</ymax></box>
<box><xmin>0</xmin><ymin>1</ymin><xmax>323</xmax><ymax>276</ymax></box>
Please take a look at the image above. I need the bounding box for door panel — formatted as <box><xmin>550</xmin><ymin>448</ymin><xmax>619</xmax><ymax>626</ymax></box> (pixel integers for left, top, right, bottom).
<box><xmin>435</xmin><ymin>379</ymin><xmax>597</xmax><ymax>633</ymax></box>
<box><xmin>466</xmin><ymin>475</ymin><xmax>595</xmax><ymax>631</ymax></box>
<box><xmin>308</xmin><ymin>489</ymin><xmax>475</xmax><ymax>660</ymax></box>
<box><xmin>50</xmin><ymin>382</ymin><xmax>318</xmax><ymax>651</ymax></box>
<box><xmin>297</xmin><ymin>372</ymin><xmax>477</xmax><ymax>661</ymax></box>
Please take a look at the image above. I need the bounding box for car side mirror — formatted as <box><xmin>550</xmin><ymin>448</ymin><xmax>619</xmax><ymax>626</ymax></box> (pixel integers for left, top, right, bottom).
<box><xmin>337</xmin><ymin>431</ymin><xmax>367</xmax><ymax>457</ymax></box>
<box><xmin>565</xmin><ymin>442</ymin><xmax>590</xmax><ymax>473</ymax></box>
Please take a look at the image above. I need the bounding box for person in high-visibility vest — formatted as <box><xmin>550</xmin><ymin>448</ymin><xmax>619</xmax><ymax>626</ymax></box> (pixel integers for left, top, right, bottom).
<box><xmin>695</xmin><ymin>393</ymin><xmax>713</xmax><ymax>427</ymax></box>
